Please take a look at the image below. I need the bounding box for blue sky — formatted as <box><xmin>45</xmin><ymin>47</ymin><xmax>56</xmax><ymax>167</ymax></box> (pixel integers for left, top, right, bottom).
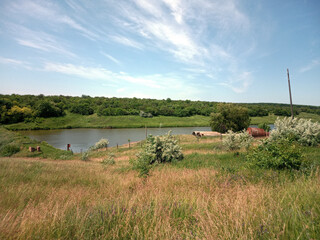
<box><xmin>0</xmin><ymin>0</ymin><xmax>319</xmax><ymax>105</ymax></box>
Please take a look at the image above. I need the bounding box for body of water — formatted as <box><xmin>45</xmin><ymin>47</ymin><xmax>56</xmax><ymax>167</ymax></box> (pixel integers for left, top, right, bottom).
<box><xmin>19</xmin><ymin>127</ymin><xmax>211</xmax><ymax>153</ymax></box>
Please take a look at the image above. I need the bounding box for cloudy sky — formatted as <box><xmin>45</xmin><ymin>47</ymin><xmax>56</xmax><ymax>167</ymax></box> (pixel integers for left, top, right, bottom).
<box><xmin>0</xmin><ymin>0</ymin><xmax>319</xmax><ymax>105</ymax></box>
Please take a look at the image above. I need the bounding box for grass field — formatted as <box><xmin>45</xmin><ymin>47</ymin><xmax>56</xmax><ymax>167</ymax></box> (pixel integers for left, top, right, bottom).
<box><xmin>1</xmin><ymin>131</ymin><xmax>320</xmax><ymax>239</ymax></box>
<box><xmin>4</xmin><ymin>113</ymin><xmax>210</xmax><ymax>130</ymax></box>
<box><xmin>3</xmin><ymin>112</ymin><xmax>320</xmax><ymax>131</ymax></box>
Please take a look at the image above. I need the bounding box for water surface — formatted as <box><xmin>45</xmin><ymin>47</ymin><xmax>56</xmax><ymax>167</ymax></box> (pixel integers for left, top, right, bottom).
<box><xmin>19</xmin><ymin>127</ymin><xmax>211</xmax><ymax>153</ymax></box>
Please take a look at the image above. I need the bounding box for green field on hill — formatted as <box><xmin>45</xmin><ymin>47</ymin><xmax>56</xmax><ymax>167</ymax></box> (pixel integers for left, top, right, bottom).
<box><xmin>3</xmin><ymin>112</ymin><xmax>320</xmax><ymax>130</ymax></box>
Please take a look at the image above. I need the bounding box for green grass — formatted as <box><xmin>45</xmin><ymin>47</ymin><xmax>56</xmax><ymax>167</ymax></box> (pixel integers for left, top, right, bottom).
<box><xmin>4</xmin><ymin>111</ymin><xmax>319</xmax><ymax>131</ymax></box>
<box><xmin>0</xmin><ymin>127</ymin><xmax>74</xmax><ymax>159</ymax></box>
<box><xmin>0</xmin><ymin>132</ymin><xmax>319</xmax><ymax>239</ymax></box>
<box><xmin>4</xmin><ymin>113</ymin><xmax>211</xmax><ymax>130</ymax></box>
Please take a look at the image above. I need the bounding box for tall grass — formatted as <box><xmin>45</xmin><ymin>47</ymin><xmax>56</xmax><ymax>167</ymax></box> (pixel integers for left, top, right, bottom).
<box><xmin>1</xmin><ymin>146</ymin><xmax>319</xmax><ymax>239</ymax></box>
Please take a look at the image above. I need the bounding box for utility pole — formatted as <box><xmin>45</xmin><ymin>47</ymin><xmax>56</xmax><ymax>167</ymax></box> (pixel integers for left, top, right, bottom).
<box><xmin>287</xmin><ymin>68</ymin><xmax>294</xmax><ymax>119</ymax></box>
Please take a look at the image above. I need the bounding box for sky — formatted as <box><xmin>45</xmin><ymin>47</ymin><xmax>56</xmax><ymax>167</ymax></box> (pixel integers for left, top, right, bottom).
<box><xmin>0</xmin><ymin>0</ymin><xmax>319</xmax><ymax>106</ymax></box>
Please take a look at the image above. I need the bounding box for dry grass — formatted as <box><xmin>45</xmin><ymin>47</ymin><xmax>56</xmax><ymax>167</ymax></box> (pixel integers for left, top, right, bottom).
<box><xmin>1</xmin><ymin>134</ymin><xmax>319</xmax><ymax>239</ymax></box>
<box><xmin>1</xmin><ymin>155</ymin><xmax>319</xmax><ymax>239</ymax></box>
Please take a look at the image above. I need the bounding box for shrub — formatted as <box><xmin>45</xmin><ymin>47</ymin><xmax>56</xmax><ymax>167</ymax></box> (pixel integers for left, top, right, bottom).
<box><xmin>132</xmin><ymin>131</ymin><xmax>183</xmax><ymax>177</ymax></box>
<box><xmin>270</xmin><ymin>117</ymin><xmax>320</xmax><ymax>146</ymax></box>
<box><xmin>131</xmin><ymin>152</ymin><xmax>153</xmax><ymax>178</ymax></box>
<box><xmin>210</xmin><ymin>103</ymin><xmax>250</xmax><ymax>133</ymax></box>
<box><xmin>246</xmin><ymin>138</ymin><xmax>303</xmax><ymax>170</ymax></box>
<box><xmin>258</xmin><ymin>122</ymin><xmax>271</xmax><ymax>132</ymax></box>
<box><xmin>81</xmin><ymin>152</ymin><xmax>89</xmax><ymax>161</ymax></box>
<box><xmin>139</xmin><ymin>111</ymin><xmax>153</xmax><ymax>118</ymax></box>
<box><xmin>223</xmin><ymin>130</ymin><xmax>253</xmax><ymax>151</ymax></box>
<box><xmin>0</xmin><ymin>144</ymin><xmax>20</xmax><ymax>157</ymax></box>
<box><xmin>90</xmin><ymin>138</ymin><xmax>109</xmax><ymax>150</ymax></box>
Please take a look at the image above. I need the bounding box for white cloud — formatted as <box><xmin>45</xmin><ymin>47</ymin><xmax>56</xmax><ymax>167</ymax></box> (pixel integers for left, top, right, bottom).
<box><xmin>2</xmin><ymin>0</ymin><xmax>256</xmax><ymax>96</ymax></box>
<box><xmin>43</xmin><ymin>62</ymin><xmax>163</xmax><ymax>88</ymax></box>
<box><xmin>44</xmin><ymin>63</ymin><xmax>116</xmax><ymax>81</ymax></box>
<box><xmin>0</xmin><ymin>57</ymin><xmax>32</xmax><ymax>70</ymax></box>
<box><xmin>43</xmin><ymin>62</ymin><xmax>202</xmax><ymax>99</ymax></box>
<box><xmin>0</xmin><ymin>57</ymin><xmax>24</xmax><ymax>65</ymax></box>
<box><xmin>11</xmin><ymin>26</ymin><xmax>76</xmax><ymax>57</ymax></box>
<box><xmin>109</xmin><ymin>0</ymin><xmax>253</xmax><ymax>93</ymax></box>
<box><xmin>100</xmin><ymin>52</ymin><xmax>121</xmax><ymax>65</ymax></box>
<box><xmin>299</xmin><ymin>59</ymin><xmax>320</xmax><ymax>73</ymax></box>
<box><xmin>220</xmin><ymin>71</ymin><xmax>253</xmax><ymax>93</ymax></box>
<box><xmin>110</xmin><ymin>35</ymin><xmax>144</xmax><ymax>50</ymax></box>
<box><xmin>9</xmin><ymin>0</ymin><xmax>98</xmax><ymax>40</ymax></box>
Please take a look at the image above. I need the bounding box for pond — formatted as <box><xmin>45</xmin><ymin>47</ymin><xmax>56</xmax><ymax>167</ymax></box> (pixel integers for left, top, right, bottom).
<box><xmin>19</xmin><ymin>127</ymin><xmax>211</xmax><ymax>153</ymax></box>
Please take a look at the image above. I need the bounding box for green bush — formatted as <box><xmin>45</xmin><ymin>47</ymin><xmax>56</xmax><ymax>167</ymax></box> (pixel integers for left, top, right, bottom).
<box><xmin>223</xmin><ymin>130</ymin><xmax>253</xmax><ymax>151</ymax></box>
<box><xmin>132</xmin><ymin>131</ymin><xmax>183</xmax><ymax>177</ymax></box>
<box><xmin>210</xmin><ymin>103</ymin><xmax>250</xmax><ymax>133</ymax></box>
<box><xmin>0</xmin><ymin>144</ymin><xmax>20</xmax><ymax>157</ymax></box>
<box><xmin>258</xmin><ymin>122</ymin><xmax>271</xmax><ymax>132</ymax></box>
<box><xmin>246</xmin><ymin>138</ymin><xmax>303</xmax><ymax>170</ymax></box>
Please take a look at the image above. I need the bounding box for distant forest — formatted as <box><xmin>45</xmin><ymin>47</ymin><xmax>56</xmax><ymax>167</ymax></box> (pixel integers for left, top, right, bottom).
<box><xmin>1</xmin><ymin>94</ymin><xmax>319</xmax><ymax>124</ymax></box>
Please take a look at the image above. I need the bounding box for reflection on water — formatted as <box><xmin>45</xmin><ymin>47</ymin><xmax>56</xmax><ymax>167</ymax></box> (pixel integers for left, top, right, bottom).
<box><xmin>19</xmin><ymin>127</ymin><xmax>211</xmax><ymax>153</ymax></box>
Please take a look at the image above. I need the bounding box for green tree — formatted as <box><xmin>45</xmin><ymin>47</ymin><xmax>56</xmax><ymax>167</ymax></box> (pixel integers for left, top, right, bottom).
<box><xmin>210</xmin><ymin>103</ymin><xmax>250</xmax><ymax>133</ymax></box>
<box><xmin>70</xmin><ymin>102</ymin><xmax>94</xmax><ymax>115</ymax></box>
<box><xmin>35</xmin><ymin>101</ymin><xmax>65</xmax><ymax>118</ymax></box>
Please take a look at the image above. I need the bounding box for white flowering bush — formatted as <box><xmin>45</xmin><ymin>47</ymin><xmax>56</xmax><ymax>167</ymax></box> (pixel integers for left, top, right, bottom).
<box><xmin>90</xmin><ymin>138</ymin><xmax>109</xmax><ymax>150</ymax></box>
<box><xmin>269</xmin><ymin>117</ymin><xmax>320</xmax><ymax>146</ymax></box>
<box><xmin>132</xmin><ymin>131</ymin><xmax>183</xmax><ymax>177</ymax></box>
<box><xmin>141</xmin><ymin>131</ymin><xmax>183</xmax><ymax>164</ymax></box>
<box><xmin>223</xmin><ymin>130</ymin><xmax>253</xmax><ymax>151</ymax></box>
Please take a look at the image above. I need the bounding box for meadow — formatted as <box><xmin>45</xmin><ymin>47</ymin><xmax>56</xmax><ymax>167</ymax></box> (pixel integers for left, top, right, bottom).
<box><xmin>4</xmin><ymin>112</ymin><xmax>320</xmax><ymax>130</ymax></box>
<box><xmin>0</xmin><ymin>130</ymin><xmax>319</xmax><ymax>239</ymax></box>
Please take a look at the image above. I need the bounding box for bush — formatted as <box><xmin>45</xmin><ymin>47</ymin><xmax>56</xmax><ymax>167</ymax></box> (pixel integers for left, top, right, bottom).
<box><xmin>132</xmin><ymin>131</ymin><xmax>183</xmax><ymax>177</ymax></box>
<box><xmin>246</xmin><ymin>138</ymin><xmax>303</xmax><ymax>170</ymax></box>
<box><xmin>90</xmin><ymin>138</ymin><xmax>109</xmax><ymax>150</ymax></box>
<box><xmin>0</xmin><ymin>144</ymin><xmax>20</xmax><ymax>157</ymax></box>
<box><xmin>270</xmin><ymin>117</ymin><xmax>320</xmax><ymax>146</ymax></box>
<box><xmin>139</xmin><ymin>111</ymin><xmax>153</xmax><ymax>118</ymax></box>
<box><xmin>210</xmin><ymin>103</ymin><xmax>250</xmax><ymax>133</ymax></box>
<box><xmin>223</xmin><ymin>130</ymin><xmax>253</xmax><ymax>151</ymax></box>
<box><xmin>258</xmin><ymin>122</ymin><xmax>271</xmax><ymax>132</ymax></box>
<box><xmin>81</xmin><ymin>152</ymin><xmax>89</xmax><ymax>161</ymax></box>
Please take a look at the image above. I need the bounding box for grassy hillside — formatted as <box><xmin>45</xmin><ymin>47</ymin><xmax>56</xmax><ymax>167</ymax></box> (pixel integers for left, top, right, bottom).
<box><xmin>4</xmin><ymin>113</ymin><xmax>210</xmax><ymax>130</ymax></box>
<box><xmin>0</xmin><ymin>127</ymin><xmax>74</xmax><ymax>159</ymax></box>
<box><xmin>3</xmin><ymin>112</ymin><xmax>320</xmax><ymax>130</ymax></box>
<box><xmin>1</xmin><ymin>135</ymin><xmax>319</xmax><ymax>239</ymax></box>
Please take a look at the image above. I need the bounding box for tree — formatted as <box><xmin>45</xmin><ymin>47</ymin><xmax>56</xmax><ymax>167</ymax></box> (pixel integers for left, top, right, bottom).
<box><xmin>210</xmin><ymin>103</ymin><xmax>250</xmax><ymax>133</ymax></box>
<box><xmin>70</xmin><ymin>102</ymin><xmax>94</xmax><ymax>115</ymax></box>
<box><xmin>36</xmin><ymin>101</ymin><xmax>65</xmax><ymax>118</ymax></box>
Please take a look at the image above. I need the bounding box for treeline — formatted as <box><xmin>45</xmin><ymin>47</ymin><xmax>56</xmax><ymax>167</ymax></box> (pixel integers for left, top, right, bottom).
<box><xmin>0</xmin><ymin>94</ymin><xmax>215</xmax><ymax>124</ymax></box>
<box><xmin>241</xmin><ymin>103</ymin><xmax>320</xmax><ymax>117</ymax></box>
<box><xmin>0</xmin><ymin>94</ymin><xmax>319</xmax><ymax>124</ymax></box>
